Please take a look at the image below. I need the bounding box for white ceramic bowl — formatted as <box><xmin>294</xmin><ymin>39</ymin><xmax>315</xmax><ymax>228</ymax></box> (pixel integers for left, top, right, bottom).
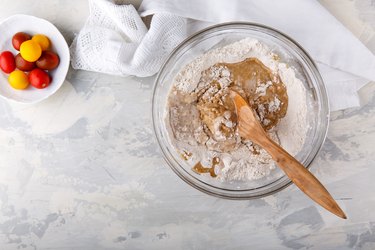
<box><xmin>0</xmin><ymin>14</ymin><xmax>70</xmax><ymax>104</ymax></box>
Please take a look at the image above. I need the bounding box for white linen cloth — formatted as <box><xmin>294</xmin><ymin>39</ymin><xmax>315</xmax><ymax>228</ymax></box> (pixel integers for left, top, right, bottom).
<box><xmin>70</xmin><ymin>0</ymin><xmax>375</xmax><ymax>111</ymax></box>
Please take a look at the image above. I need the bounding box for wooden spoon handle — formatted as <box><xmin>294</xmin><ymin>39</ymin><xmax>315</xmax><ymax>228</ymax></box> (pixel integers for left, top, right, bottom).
<box><xmin>257</xmin><ymin>135</ymin><xmax>347</xmax><ymax>219</ymax></box>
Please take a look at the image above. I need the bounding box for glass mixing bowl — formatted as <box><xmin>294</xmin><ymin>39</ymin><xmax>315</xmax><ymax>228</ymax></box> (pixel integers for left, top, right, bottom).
<box><xmin>152</xmin><ymin>23</ymin><xmax>329</xmax><ymax>199</ymax></box>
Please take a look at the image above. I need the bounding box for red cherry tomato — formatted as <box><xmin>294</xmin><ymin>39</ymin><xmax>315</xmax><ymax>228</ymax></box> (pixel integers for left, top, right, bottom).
<box><xmin>0</xmin><ymin>51</ymin><xmax>16</xmax><ymax>74</ymax></box>
<box><xmin>15</xmin><ymin>53</ymin><xmax>36</xmax><ymax>71</ymax></box>
<box><xmin>28</xmin><ymin>68</ymin><xmax>51</xmax><ymax>89</ymax></box>
<box><xmin>36</xmin><ymin>51</ymin><xmax>60</xmax><ymax>70</ymax></box>
<box><xmin>12</xmin><ymin>32</ymin><xmax>31</xmax><ymax>51</ymax></box>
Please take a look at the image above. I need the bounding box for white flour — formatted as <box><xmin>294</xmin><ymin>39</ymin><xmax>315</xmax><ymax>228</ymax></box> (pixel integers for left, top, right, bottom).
<box><xmin>167</xmin><ymin>38</ymin><xmax>308</xmax><ymax>181</ymax></box>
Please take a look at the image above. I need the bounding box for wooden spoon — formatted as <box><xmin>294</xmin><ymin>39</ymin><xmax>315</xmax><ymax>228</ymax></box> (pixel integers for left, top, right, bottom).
<box><xmin>231</xmin><ymin>91</ymin><xmax>346</xmax><ymax>219</ymax></box>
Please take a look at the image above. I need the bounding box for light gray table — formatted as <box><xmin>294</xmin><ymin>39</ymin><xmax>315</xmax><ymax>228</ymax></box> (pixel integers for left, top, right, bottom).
<box><xmin>0</xmin><ymin>1</ymin><xmax>374</xmax><ymax>249</ymax></box>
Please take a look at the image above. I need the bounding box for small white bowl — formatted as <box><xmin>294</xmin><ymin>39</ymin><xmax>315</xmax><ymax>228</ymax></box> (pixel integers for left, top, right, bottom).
<box><xmin>0</xmin><ymin>14</ymin><xmax>70</xmax><ymax>104</ymax></box>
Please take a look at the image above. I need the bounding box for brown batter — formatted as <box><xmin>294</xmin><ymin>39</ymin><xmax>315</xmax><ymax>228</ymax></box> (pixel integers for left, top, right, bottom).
<box><xmin>169</xmin><ymin>57</ymin><xmax>288</xmax><ymax>159</ymax></box>
<box><xmin>224</xmin><ymin>58</ymin><xmax>288</xmax><ymax>130</ymax></box>
<box><xmin>192</xmin><ymin>157</ymin><xmax>220</xmax><ymax>177</ymax></box>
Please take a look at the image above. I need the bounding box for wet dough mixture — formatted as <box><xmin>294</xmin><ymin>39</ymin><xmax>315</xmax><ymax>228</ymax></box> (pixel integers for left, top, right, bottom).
<box><xmin>167</xmin><ymin>38</ymin><xmax>308</xmax><ymax>181</ymax></box>
<box><xmin>196</xmin><ymin>58</ymin><xmax>288</xmax><ymax>150</ymax></box>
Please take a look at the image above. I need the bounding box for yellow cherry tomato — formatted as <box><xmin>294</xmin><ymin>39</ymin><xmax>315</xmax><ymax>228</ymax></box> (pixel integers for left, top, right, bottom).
<box><xmin>20</xmin><ymin>40</ymin><xmax>42</xmax><ymax>62</ymax></box>
<box><xmin>32</xmin><ymin>34</ymin><xmax>50</xmax><ymax>51</ymax></box>
<box><xmin>8</xmin><ymin>70</ymin><xmax>29</xmax><ymax>90</ymax></box>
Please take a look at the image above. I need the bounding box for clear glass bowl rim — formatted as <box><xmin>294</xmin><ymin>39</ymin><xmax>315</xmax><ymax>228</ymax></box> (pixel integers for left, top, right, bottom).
<box><xmin>152</xmin><ymin>22</ymin><xmax>330</xmax><ymax>200</ymax></box>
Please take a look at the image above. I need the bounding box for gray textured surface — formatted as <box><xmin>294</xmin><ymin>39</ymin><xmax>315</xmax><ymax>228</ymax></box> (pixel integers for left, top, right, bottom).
<box><xmin>0</xmin><ymin>0</ymin><xmax>374</xmax><ymax>249</ymax></box>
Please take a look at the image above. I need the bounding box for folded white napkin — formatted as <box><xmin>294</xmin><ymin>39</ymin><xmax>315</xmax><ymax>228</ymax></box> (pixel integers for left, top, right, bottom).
<box><xmin>70</xmin><ymin>0</ymin><xmax>375</xmax><ymax>111</ymax></box>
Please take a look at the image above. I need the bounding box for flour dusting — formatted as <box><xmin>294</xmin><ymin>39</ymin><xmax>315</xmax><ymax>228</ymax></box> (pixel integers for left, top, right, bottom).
<box><xmin>166</xmin><ymin>38</ymin><xmax>308</xmax><ymax>181</ymax></box>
